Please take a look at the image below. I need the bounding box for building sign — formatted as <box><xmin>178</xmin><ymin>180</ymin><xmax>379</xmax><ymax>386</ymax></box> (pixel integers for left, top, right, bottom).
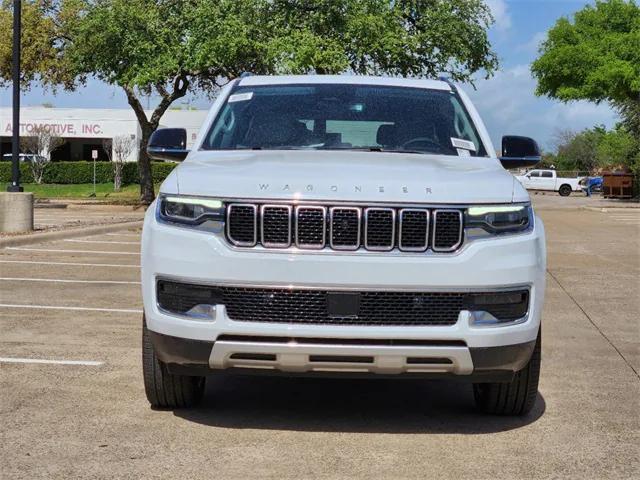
<box><xmin>3</xmin><ymin>122</ymin><xmax>103</xmax><ymax>136</ymax></box>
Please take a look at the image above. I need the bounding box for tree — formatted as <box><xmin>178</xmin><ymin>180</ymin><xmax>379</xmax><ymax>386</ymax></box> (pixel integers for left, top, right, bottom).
<box><xmin>531</xmin><ymin>0</ymin><xmax>640</xmax><ymax>175</ymax></box>
<box><xmin>19</xmin><ymin>125</ymin><xmax>64</xmax><ymax>184</ymax></box>
<box><xmin>2</xmin><ymin>0</ymin><xmax>499</xmax><ymax>203</ymax></box>
<box><xmin>549</xmin><ymin>124</ymin><xmax>636</xmax><ymax>173</ymax></box>
<box><xmin>103</xmin><ymin>135</ymin><xmax>136</xmax><ymax>191</ymax></box>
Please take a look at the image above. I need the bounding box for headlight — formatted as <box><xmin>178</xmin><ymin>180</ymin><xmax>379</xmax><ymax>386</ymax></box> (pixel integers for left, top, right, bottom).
<box><xmin>465</xmin><ymin>204</ymin><xmax>533</xmax><ymax>236</ymax></box>
<box><xmin>157</xmin><ymin>195</ymin><xmax>225</xmax><ymax>230</ymax></box>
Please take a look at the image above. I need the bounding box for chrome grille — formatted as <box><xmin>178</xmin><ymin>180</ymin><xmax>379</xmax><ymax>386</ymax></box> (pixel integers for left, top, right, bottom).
<box><xmin>295</xmin><ymin>206</ymin><xmax>326</xmax><ymax>249</ymax></box>
<box><xmin>399</xmin><ymin>209</ymin><xmax>429</xmax><ymax>251</ymax></box>
<box><xmin>261</xmin><ymin>205</ymin><xmax>291</xmax><ymax>247</ymax></box>
<box><xmin>330</xmin><ymin>207</ymin><xmax>361</xmax><ymax>250</ymax></box>
<box><xmin>364</xmin><ymin>208</ymin><xmax>395</xmax><ymax>251</ymax></box>
<box><xmin>432</xmin><ymin>210</ymin><xmax>463</xmax><ymax>252</ymax></box>
<box><xmin>225</xmin><ymin>202</ymin><xmax>464</xmax><ymax>253</ymax></box>
<box><xmin>227</xmin><ymin>204</ymin><xmax>257</xmax><ymax>246</ymax></box>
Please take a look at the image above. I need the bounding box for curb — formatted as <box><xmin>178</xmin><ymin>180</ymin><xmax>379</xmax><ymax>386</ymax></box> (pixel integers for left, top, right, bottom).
<box><xmin>0</xmin><ymin>220</ymin><xmax>143</xmax><ymax>248</ymax></box>
<box><xmin>582</xmin><ymin>205</ymin><xmax>640</xmax><ymax>212</ymax></box>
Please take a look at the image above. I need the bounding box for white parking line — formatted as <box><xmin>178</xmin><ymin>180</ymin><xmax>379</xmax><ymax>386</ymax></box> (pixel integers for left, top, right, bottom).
<box><xmin>64</xmin><ymin>239</ymin><xmax>139</xmax><ymax>245</ymax></box>
<box><xmin>0</xmin><ymin>304</ymin><xmax>142</xmax><ymax>313</ymax></box>
<box><xmin>0</xmin><ymin>357</ymin><xmax>103</xmax><ymax>366</ymax></box>
<box><xmin>0</xmin><ymin>277</ymin><xmax>140</xmax><ymax>285</ymax></box>
<box><xmin>106</xmin><ymin>232</ymin><xmax>141</xmax><ymax>237</ymax></box>
<box><xmin>5</xmin><ymin>247</ymin><xmax>139</xmax><ymax>255</ymax></box>
<box><xmin>0</xmin><ymin>260</ymin><xmax>139</xmax><ymax>268</ymax></box>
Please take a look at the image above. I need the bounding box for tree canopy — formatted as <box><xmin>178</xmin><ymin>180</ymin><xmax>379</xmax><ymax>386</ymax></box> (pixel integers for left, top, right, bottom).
<box><xmin>532</xmin><ymin>0</ymin><xmax>640</xmax><ymax>178</ymax></box>
<box><xmin>531</xmin><ymin>0</ymin><xmax>640</xmax><ymax>105</ymax></box>
<box><xmin>543</xmin><ymin>124</ymin><xmax>636</xmax><ymax>173</ymax></box>
<box><xmin>2</xmin><ymin>0</ymin><xmax>499</xmax><ymax>203</ymax></box>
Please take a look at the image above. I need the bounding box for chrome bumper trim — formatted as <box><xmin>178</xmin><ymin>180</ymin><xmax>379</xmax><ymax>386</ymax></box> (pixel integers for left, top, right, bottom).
<box><xmin>209</xmin><ymin>340</ymin><xmax>474</xmax><ymax>375</ymax></box>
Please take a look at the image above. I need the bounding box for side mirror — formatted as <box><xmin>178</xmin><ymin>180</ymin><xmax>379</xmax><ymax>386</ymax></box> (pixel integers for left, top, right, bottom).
<box><xmin>499</xmin><ymin>135</ymin><xmax>541</xmax><ymax>169</ymax></box>
<box><xmin>147</xmin><ymin>128</ymin><xmax>189</xmax><ymax>162</ymax></box>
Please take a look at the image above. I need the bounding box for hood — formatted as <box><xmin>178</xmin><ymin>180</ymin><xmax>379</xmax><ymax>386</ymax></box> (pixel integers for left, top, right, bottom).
<box><xmin>168</xmin><ymin>150</ymin><xmax>520</xmax><ymax>204</ymax></box>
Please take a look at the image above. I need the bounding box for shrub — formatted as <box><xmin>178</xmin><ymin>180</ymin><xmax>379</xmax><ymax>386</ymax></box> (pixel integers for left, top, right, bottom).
<box><xmin>0</xmin><ymin>161</ymin><xmax>177</xmax><ymax>185</ymax></box>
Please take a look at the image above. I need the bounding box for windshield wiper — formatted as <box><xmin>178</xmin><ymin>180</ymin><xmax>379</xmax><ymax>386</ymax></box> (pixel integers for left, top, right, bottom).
<box><xmin>316</xmin><ymin>146</ymin><xmax>431</xmax><ymax>155</ymax></box>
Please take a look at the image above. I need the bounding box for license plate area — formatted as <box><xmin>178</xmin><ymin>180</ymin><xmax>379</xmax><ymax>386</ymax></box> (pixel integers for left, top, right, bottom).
<box><xmin>327</xmin><ymin>292</ymin><xmax>360</xmax><ymax>318</ymax></box>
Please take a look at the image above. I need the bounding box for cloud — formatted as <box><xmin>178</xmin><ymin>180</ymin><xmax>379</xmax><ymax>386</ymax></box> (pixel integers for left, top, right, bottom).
<box><xmin>465</xmin><ymin>64</ymin><xmax>618</xmax><ymax>151</ymax></box>
<box><xmin>486</xmin><ymin>0</ymin><xmax>512</xmax><ymax>31</ymax></box>
<box><xmin>516</xmin><ymin>31</ymin><xmax>547</xmax><ymax>54</ymax></box>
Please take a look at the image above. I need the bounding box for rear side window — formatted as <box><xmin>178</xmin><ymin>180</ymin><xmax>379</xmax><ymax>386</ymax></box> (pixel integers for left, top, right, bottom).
<box><xmin>541</xmin><ymin>171</ymin><xmax>553</xmax><ymax>178</ymax></box>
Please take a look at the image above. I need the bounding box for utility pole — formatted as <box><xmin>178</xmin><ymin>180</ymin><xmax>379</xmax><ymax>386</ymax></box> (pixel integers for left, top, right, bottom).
<box><xmin>7</xmin><ymin>0</ymin><xmax>22</xmax><ymax>192</ymax></box>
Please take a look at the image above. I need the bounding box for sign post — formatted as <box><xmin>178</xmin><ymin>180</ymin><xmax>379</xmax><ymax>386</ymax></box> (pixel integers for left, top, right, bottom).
<box><xmin>91</xmin><ymin>149</ymin><xmax>98</xmax><ymax>197</ymax></box>
<box><xmin>7</xmin><ymin>0</ymin><xmax>22</xmax><ymax>192</ymax></box>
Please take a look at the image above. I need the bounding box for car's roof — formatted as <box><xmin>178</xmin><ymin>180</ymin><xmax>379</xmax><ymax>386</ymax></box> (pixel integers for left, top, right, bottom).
<box><xmin>237</xmin><ymin>74</ymin><xmax>451</xmax><ymax>91</ymax></box>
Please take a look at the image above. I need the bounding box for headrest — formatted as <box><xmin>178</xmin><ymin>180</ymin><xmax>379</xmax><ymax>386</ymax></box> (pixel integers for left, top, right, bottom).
<box><xmin>376</xmin><ymin>124</ymin><xmax>397</xmax><ymax>146</ymax></box>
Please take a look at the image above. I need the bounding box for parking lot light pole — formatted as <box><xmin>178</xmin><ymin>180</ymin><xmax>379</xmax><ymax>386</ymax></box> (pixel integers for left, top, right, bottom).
<box><xmin>1</xmin><ymin>0</ymin><xmax>32</xmax><ymax>234</ymax></box>
<box><xmin>7</xmin><ymin>0</ymin><xmax>22</xmax><ymax>192</ymax></box>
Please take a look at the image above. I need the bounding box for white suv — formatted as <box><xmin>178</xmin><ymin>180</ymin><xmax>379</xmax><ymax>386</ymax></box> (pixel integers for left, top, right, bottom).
<box><xmin>141</xmin><ymin>75</ymin><xmax>545</xmax><ymax>416</ymax></box>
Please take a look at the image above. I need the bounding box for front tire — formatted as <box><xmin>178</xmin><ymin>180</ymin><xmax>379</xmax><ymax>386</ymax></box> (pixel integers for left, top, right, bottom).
<box><xmin>142</xmin><ymin>316</ymin><xmax>205</xmax><ymax>408</ymax></box>
<box><xmin>473</xmin><ymin>330</ymin><xmax>541</xmax><ymax>416</ymax></box>
<box><xmin>558</xmin><ymin>184</ymin><xmax>572</xmax><ymax>196</ymax></box>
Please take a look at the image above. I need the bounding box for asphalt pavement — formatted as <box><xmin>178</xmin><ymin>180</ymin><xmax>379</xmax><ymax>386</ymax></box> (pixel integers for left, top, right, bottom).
<box><xmin>0</xmin><ymin>197</ymin><xmax>638</xmax><ymax>479</ymax></box>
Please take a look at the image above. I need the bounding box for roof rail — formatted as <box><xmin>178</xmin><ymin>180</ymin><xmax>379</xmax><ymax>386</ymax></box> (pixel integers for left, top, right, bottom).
<box><xmin>437</xmin><ymin>76</ymin><xmax>456</xmax><ymax>90</ymax></box>
<box><xmin>239</xmin><ymin>72</ymin><xmax>254</xmax><ymax>78</ymax></box>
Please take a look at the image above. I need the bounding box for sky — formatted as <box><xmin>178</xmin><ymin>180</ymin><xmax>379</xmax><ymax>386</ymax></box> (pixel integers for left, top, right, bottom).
<box><xmin>0</xmin><ymin>0</ymin><xmax>618</xmax><ymax>152</ymax></box>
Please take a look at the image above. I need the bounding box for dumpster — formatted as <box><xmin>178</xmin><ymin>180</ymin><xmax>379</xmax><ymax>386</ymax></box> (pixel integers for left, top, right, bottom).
<box><xmin>603</xmin><ymin>173</ymin><xmax>634</xmax><ymax>199</ymax></box>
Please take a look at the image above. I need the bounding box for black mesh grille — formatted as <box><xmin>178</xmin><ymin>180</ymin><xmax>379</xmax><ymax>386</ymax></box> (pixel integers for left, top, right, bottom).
<box><xmin>221</xmin><ymin>287</ymin><xmax>465</xmax><ymax>326</ymax></box>
<box><xmin>331</xmin><ymin>208</ymin><xmax>360</xmax><ymax>248</ymax></box>
<box><xmin>365</xmin><ymin>208</ymin><xmax>394</xmax><ymax>250</ymax></box>
<box><xmin>157</xmin><ymin>280</ymin><xmax>529</xmax><ymax>325</ymax></box>
<box><xmin>296</xmin><ymin>207</ymin><xmax>325</xmax><ymax>247</ymax></box>
<box><xmin>433</xmin><ymin>210</ymin><xmax>462</xmax><ymax>250</ymax></box>
<box><xmin>261</xmin><ymin>206</ymin><xmax>290</xmax><ymax>246</ymax></box>
<box><xmin>399</xmin><ymin>209</ymin><xmax>429</xmax><ymax>251</ymax></box>
<box><xmin>227</xmin><ymin>205</ymin><xmax>256</xmax><ymax>245</ymax></box>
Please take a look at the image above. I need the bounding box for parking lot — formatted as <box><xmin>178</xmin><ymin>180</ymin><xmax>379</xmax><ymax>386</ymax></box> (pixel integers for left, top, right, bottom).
<box><xmin>1</xmin><ymin>198</ymin><xmax>638</xmax><ymax>479</ymax></box>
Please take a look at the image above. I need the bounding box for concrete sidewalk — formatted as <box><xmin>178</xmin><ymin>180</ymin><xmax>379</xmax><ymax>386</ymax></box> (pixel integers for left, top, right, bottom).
<box><xmin>0</xmin><ymin>202</ymin><xmax>145</xmax><ymax>247</ymax></box>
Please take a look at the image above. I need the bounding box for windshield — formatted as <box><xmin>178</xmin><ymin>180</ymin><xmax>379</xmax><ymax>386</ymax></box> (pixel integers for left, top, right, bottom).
<box><xmin>203</xmin><ymin>84</ymin><xmax>487</xmax><ymax>157</ymax></box>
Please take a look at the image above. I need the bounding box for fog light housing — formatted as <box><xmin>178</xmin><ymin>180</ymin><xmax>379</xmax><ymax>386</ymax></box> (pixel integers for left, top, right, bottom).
<box><xmin>467</xmin><ymin>290</ymin><xmax>529</xmax><ymax>325</ymax></box>
<box><xmin>157</xmin><ymin>280</ymin><xmax>221</xmax><ymax>320</ymax></box>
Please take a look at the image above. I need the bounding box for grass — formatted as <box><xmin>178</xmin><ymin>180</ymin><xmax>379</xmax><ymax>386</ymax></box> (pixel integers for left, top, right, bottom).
<box><xmin>22</xmin><ymin>183</ymin><xmax>150</xmax><ymax>201</ymax></box>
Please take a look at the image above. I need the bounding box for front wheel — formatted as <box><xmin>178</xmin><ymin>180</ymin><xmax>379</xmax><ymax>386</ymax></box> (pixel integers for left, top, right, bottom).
<box><xmin>558</xmin><ymin>184</ymin><xmax>572</xmax><ymax>196</ymax></box>
<box><xmin>473</xmin><ymin>330</ymin><xmax>541</xmax><ymax>416</ymax></box>
<box><xmin>142</xmin><ymin>316</ymin><xmax>205</xmax><ymax>408</ymax></box>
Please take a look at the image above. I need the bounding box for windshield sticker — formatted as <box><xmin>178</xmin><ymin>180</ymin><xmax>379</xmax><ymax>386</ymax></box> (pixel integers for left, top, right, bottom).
<box><xmin>456</xmin><ymin>148</ymin><xmax>471</xmax><ymax>157</ymax></box>
<box><xmin>451</xmin><ymin>137</ymin><xmax>476</xmax><ymax>151</ymax></box>
<box><xmin>228</xmin><ymin>92</ymin><xmax>253</xmax><ymax>103</ymax></box>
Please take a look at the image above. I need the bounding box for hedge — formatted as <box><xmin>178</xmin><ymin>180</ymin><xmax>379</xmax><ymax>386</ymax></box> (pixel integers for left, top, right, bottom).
<box><xmin>0</xmin><ymin>161</ymin><xmax>176</xmax><ymax>185</ymax></box>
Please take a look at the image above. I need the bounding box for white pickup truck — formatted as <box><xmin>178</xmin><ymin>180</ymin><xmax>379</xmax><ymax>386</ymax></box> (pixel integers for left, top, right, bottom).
<box><xmin>516</xmin><ymin>169</ymin><xmax>583</xmax><ymax>196</ymax></box>
<box><xmin>141</xmin><ymin>75</ymin><xmax>546</xmax><ymax>416</ymax></box>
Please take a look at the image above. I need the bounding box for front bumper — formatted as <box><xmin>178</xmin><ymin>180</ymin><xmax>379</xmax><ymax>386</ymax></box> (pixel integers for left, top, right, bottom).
<box><xmin>141</xmin><ymin>204</ymin><xmax>546</xmax><ymax>376</ymax></box>
<box><xmin>150</xmin><ymin>330</ymin><xmax>535</xmax><ymax>382</ymax></box>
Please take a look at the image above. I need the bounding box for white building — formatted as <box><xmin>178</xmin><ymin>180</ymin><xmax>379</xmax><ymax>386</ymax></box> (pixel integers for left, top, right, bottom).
<box><xmin>0</xmin><ymin>106</ymin><xmax>209</xmax><ymax>161</ymax></box>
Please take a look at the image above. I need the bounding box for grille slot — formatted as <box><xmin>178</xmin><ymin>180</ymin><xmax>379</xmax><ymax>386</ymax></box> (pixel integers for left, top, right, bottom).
<box><xmin>432</xmin><ymin>210</ymin><xmax>463</xmax><ymax>252</ymax></box>
<box><xmin>221</xmin><ymin>287</ymin><xmax>466</xmax><ymax>326</ymax></box>
<box><xmin>295</xmin><ymin>206</ymin><xmax>326</xmax><ymax>249</ymax></box>
<box><xmin>261</xmin><ymin>205</ymin><xmax>291</xmax><ymax>247</ymax></box>
<box><xmin>364</xmin><ymin>208</ymin><xmax>395</xmax><ymax>251</ymax></box>
<box><xmin>330</xmin><ymin>207</ymin><xmax>361</xmax><ymax>250</ymax></box>
<box><xmin>227</xmin><ymin>204</ymin><xmax>257</xmax><ymax>246</ymax></box>
<box><xmin>399</xmin><ymin>209</ymin><xmax>429</xmax><ymax>251</ymax></box>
